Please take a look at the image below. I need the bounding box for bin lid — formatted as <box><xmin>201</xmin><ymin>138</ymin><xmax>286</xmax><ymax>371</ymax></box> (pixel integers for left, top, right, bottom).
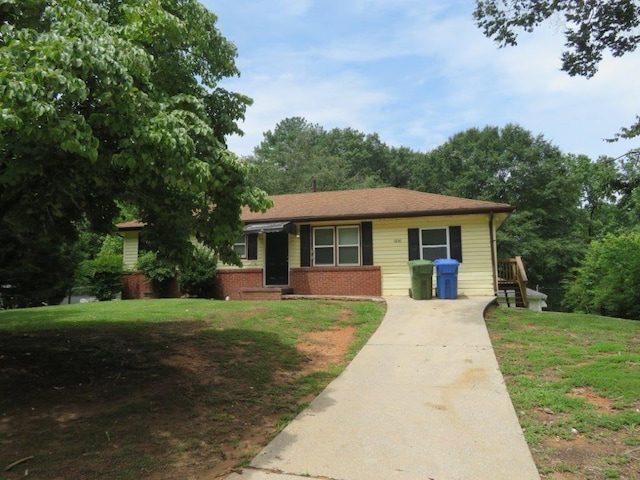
<box><xmin>434</xmin><ymin>258</ymin><xmax>459</xmax><ymax>274</ymax></box>
<box><xmin>433</xmin><ymin>258</ymin><xmax>459</xmax><ymax>266</ymax></box>
<box><xmin>408</xmin><ymin>260</ymin><xmax>433</xmax><ymax>266</ymax></box>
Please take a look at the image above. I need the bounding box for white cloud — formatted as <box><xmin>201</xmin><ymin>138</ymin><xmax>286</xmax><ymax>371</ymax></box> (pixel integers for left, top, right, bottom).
<box><xmin>207</xmin><ymin>0</ymin><xmax>640</xmax><ymax>160</ymax></box>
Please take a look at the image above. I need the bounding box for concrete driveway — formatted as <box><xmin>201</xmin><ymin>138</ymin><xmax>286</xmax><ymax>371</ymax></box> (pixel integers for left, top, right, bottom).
<box><xmin>227</xmin><ymin>296</ymin><xmax>540</xmax><ymax>480</ymax></box>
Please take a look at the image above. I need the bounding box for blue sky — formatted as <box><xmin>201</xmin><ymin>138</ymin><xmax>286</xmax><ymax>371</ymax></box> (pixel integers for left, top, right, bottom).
<box><xmin>203</xmin><ymin>0</ymin><xmax>638</xmax><ymax>160</ymax></box>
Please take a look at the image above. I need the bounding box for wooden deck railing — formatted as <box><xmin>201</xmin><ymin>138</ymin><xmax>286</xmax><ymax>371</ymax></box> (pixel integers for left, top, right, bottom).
<box><xmin>497</xmin><ymin>256</ymin><xmax>528</xmax><ymax>307</ymax></box>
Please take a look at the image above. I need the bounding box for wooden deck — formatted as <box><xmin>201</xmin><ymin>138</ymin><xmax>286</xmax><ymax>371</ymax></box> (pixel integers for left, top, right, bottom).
<box><xmin>497</xmin><ymin>257</ymin><xmax>528</xmax><ymax>308</ymax></box>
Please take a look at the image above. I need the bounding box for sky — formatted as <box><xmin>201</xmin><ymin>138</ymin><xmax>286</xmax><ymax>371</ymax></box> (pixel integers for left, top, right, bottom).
<box><xmin>202</xmin><ymin>0</ymin><xmax>639</xmax><ymax>160</ymax></box>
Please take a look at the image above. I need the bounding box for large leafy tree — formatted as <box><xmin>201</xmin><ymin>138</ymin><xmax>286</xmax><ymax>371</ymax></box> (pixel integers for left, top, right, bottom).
<box><xmin>0</xmin><ymin>0</ymin><xmax>269</xmax><ymax>285</ymax></box>
<box><xmin>474</xmin><ymin>0</ymin><xmax>640</xmax><ymax>141</ymax></box>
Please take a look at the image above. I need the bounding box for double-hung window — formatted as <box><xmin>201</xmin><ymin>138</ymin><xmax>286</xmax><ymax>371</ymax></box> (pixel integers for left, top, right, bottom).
<box><xmin>408</xmin><ymin>226</ymin><xmax>462</xmax><ymax>263</ymax></box>
<box><xmin>337</xmin><ymin>226</ymin><xmax>360</xmax><ymax>265</ymax></box>
<box><xmin>421</xmin><ymin>228</ymin><xmax>448</xmax><ymax>261</ymax></box>
<box><xmin>233</xmin><ymin>235</ymin><xmax>247</xmax><ymax>259</ymax></box>
<box><xmin>313</xmin><ymin>227</ymin><xmax>335</xmax><ymax>265</ymax></box>
<box><xmin>313</xmin><ymin>226</ymin><xmax>360</xmax><ymax>266</ymax></box>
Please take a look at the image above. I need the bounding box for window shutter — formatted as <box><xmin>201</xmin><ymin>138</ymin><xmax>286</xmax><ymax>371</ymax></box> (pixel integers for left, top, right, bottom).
<box><xmin>449</xmin><ymin>226</ymin><xmax>462</xmax><ymax>263</ymax></box>
<box><xmin>361</xmin><ymin>221</ymin><xmax>373</xmax><ymax>265</ymax></box>
<box><xmin>247</xmin><ymin>234</ymin><xmax>258</xmax><ymax>260</ymax></box>
<box><xmin>300</xmin><ymin>224</ymin><xmax>311</xmax><ymax>267</ymax></box>
<box><xmin>408</xmin><ymin>228</ymin><xmax>420</xmax><ymax>260</ymax></box>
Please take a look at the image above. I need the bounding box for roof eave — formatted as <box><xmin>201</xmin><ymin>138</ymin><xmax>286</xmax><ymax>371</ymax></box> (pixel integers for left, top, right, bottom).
<box><xmin>243</xmin><ymin>206</ymin><xmax>515</xmax><ymax>224</ymax></box>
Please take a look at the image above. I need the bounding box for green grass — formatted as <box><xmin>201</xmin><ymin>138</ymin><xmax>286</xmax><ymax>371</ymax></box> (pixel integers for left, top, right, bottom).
<box><xmin>486</xmin><ymin>305</ymin><xmax>640</xmax><ymax>478</ymax></box>
<box><xmin>0</xmin><ymin>298</ymin><xmax>386</xmax><ymax>480</ymax></box>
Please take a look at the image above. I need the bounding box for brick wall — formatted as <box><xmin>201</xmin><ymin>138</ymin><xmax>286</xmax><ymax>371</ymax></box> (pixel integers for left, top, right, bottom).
<box><xmin>214</xmin><ymin>269</ymin><xmax>263</xmax><ymax>300</ymax></box>
<box><xmin>122</xmin><ymin>272</ymin><xmax>153</xmax><ymax>299</ymax></box>
<box><xmin>122</xmin><ymin>272</ymin><xmax>180</xmax><ymax>299</ymax></box>
<box><xmin>290</xmin><ymin>266</ymin><xmax>382</xmax><ymax>296</ymax></box>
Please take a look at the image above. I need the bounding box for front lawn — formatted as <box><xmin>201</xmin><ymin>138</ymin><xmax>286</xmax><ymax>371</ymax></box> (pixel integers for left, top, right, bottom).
<box><xmin>0</xmin><ymin>299</ymin><xmax>385</xmax><ymax>480</ymax></box>
<box><xmin>486</xmin><ymin>305</ymin><xmax>640</xmax><ymax>480</ymax></box>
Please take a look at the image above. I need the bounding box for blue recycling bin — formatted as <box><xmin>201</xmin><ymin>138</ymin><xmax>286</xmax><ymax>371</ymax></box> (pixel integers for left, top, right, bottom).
<box><xmin>434</xmin><ymin>258</ymin><xmax>459</xmax><ymax>299</ymax></box>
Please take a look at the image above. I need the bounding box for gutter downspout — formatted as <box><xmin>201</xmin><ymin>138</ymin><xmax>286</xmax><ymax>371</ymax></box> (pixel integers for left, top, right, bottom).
<box><xmin>489</xmin><ymin>213</ymin><xmax>498</xmax><ymax>296</ymax></box>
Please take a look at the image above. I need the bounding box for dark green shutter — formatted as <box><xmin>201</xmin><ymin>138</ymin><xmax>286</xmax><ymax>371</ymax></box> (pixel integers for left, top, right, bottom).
<box><xmin>449</xmin><ymin>226</ymin><xmax>462</xmax><ymax>263</ymax></box>
<box><xmin>361</xmin><ymin>222</ymin><xmax>373</xmax><ymax>265</ymax></box>
<box><xmin>247</xmin><ymin>234</ymin><xmax>258</xmax><ymax>260</ymax></box>
<box><xmin>300</xmin><ymin>224</ymin><xmax>311</xmax><ymax>267</ymax></box>
<box><xmin>408</xmin><ymin>228</ymin><xmax>420</xmax><ymax>260</ymax></box>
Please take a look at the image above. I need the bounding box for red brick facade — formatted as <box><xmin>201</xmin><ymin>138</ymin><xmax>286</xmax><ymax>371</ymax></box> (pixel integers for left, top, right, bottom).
<box><xmin>122</xmin><ymin>273</ymin><xmax>153</xmax><ymax>299</ymax></box>
<box><xmin>290</xmin><ymin>266</ymin><xmax>382</xmax><ymax>297</ymax></box>
<box><xmin>122</xmin><ymin>272</ymin><xmax>180</xmax><ymax>299</ymax></box>
<box><xmin>214</xmin><ymin>266</ymin><xmax>382</xmax><ymax>299</ymax></box>
<box><xmin>124</xmin><ymin>267</ymin><xmax>382</xmax><ymax>300</ymax></box>
<box><xmin>214</xmin><ymin>268</ymin><xmax>263</xmax><ymax>300</ymax></box>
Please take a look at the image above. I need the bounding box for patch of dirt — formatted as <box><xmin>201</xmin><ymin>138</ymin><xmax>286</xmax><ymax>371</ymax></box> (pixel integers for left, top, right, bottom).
<box><xmin>296</xmin><ymin>326</ymin><xmax>356</xmax><ymax>373</ymax></box>
<box><xmin>531</xmin><ymin>409</ymin><xmax>640</xmax><ymax>479</ymax></box>
<box><xmin>567</xmin><ymin>387</ymin><xmax>614</xmax><ymax>413</ymax></box>
<box><xmin>0</xmin><ymin>322</ymin><xmax>356</xmax><ymax>480</ymax></box>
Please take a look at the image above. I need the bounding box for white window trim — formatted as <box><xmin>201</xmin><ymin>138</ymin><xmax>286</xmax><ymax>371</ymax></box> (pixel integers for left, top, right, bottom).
<box><xmin>312</xmin><ymin>225</ymin><xmax>361</xmax><ymax>266</ymax></box>
<box><xmin>233</xmin><ymin>235</ymin><xmax>247</xmax><ymax>259</ymax></box>
<box><xmin>420</xmin><ymin>227</ymin><xmax>450</xmax><ymax>260</ymax></box>
<box><xmin>337</xmin><ymin>225</ymin><xmax>360</xmax><ymax>266</ymax></box>
<box><xmin>313</xmin><ymin>227</ymin><xmax>335</xmax><ymax>266</ymax></box>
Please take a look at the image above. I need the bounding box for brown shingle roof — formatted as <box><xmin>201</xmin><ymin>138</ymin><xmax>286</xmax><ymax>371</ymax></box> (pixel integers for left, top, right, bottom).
<box><xmin>241</xmin><ymin>187</ymin><xmax>513</xmax><ymax>223</ymax></box>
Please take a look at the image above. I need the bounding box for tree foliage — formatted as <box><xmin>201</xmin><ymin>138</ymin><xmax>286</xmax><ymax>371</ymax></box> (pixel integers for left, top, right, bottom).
<box><xmin>178</xmin><ymin>246</ymin><xmax>218</xmax><ymax>298</ymax></box>
<box><xmin>247</xmin><ymin>117</ymin><xmax>421</xmax><ymax>194</ymax></box>
<box><xmin>474</xmin><ymin>0</ymin><xmax>640</xmax><ymax>142</ymax></box>
<box><xmin>474</xmin><ymin>0</ymin><xmax>640</xmax><ymax>78</ymax></box>
<box><xmin>564</xmin><ymin>232</ymin><xmax>640</xmax><ymax>319</ymax></box>
<box><xmin>77</xmin><ymin>251</ymin><xmax>123</xmax><ymax>301</ymax></box>
<box><xmin>0</xmin><ymin>0</ymin><xmax>269</xmax><ymax>275</ymax></box>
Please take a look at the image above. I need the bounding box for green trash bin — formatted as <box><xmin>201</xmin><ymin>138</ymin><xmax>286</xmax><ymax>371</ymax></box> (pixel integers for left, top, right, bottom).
<box><xmin>408</xmin><ymin>260</ymin><xmax>434</xmax><ymax>300</ymax></box>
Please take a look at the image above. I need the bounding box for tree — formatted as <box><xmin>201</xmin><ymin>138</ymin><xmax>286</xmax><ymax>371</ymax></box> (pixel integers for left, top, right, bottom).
<box><xmin>247</xmin><ymin>116</ymin><xmax>422</xmax><ymax>194</ymax></box>
<box><xmin>0</xmin><ymin>0</ymin><xmax>269</xmax><ymax>276</ymax></box>
<box><xmin>473</xmin><ymin>0</ymin><xmax>640</xmax><ymax>140</ymax></box>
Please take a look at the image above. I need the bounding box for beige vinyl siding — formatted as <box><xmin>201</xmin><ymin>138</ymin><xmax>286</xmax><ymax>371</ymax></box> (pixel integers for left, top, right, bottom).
<box><xmin>372</xmin><ymin>214</ymin><xmax>495</xmax><ymax>297</ymax></box>
<box><xmin>289</xmin><ymin>233</ymin><xmax>301</xmax><ymax>269</ymax></box>
<box><xmin>122</xmin><ymin>231</ymin><xmax>140</xmax><ymax>270</ymax></box>
<box><xmin>217</xmin><ymin>234</ymin><xmax>265</xmax><ymax>270</ymax></box>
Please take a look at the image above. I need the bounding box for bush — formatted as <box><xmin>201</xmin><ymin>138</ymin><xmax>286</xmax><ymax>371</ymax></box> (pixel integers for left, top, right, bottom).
<box><xmin>79</xmin><ymin>253</ymin><xmax>124</xmax><ymax>301</ymax></box>
<box><xmin>563</xmin><ymin>232</ymin><xmax>640</xmax><ymax>319</ymax></box>
<box><xmin>179</xmin><ymin>247</ymin><xmax>217</xmax><ymax>298</ymax></box>
<box><xmin>136</xmin><ymin>251</ymin><xmax>176</xmax><ymax>298</ymax></box>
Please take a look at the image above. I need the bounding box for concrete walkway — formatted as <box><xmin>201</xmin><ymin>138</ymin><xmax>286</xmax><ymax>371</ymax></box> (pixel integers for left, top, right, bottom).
<box><xmin>227</xmin><ymin>296</ymin><xmax>540</xmax><ymax>480</ymax></box>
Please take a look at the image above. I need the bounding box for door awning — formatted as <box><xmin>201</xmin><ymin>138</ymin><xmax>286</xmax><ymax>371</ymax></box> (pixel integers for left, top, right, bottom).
<box><xmin>243</xmin><ymin>221</ymin><xmax>294</xmax><ymax>234</ymax></box>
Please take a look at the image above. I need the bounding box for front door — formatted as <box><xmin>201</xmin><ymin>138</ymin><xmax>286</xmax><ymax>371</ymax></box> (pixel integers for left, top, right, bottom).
<box><xmin>265</xmin><ymin>231</ymin><xmax>289</xmax><ymax>286</ymax></box>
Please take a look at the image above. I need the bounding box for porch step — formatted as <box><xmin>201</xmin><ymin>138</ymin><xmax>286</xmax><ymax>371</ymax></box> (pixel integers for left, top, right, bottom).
<box><xmin>239</xmin><ymin>287</ymin><xmax>293</xmax><ymax>301</ymax></box>
<box><xmin>498</xmin><ymin>281</ymin><xmax>526</xmax><ymax>308</ymax></box>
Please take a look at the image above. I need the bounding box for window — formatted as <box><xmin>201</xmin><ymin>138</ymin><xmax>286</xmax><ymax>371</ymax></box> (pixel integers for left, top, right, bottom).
<box><xmin>313</xmin><ymin>226</ymin><xmax>360</xmax><ymax>266</ymax></box>
<box><xmin>233</xmin><ymin>235</ymin><xmax>246</xmax><ymax>258</ymax></box>
<box><xmin>408</xmin><ymin>226</ymin><xmax>462</xmax><ymax>263</ymax></box>
<box><xmin>337</xmin><ymin>226</ymin><xmax>360</xmax><ymax>265</ymax></box>
<box><xmin>313</xmin><ymin>227</ymin><xmax>335</xmax><ymax>265</ymax></box>
<box><xmin>421</xmin><ymin>228</ymin><xmax>448</xmax><ymax>261</ymax></box>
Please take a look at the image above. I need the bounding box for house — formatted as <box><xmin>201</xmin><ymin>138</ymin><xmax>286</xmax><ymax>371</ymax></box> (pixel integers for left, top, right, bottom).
<box><xmin>217</xmin><ymin>187</ymin><xmax>514</xmax><ymax>300</ymax></box>
<box><xmin>118</xmin><ymin>187</ymin><xmax>516</xmax><ymax>300</ymax></box>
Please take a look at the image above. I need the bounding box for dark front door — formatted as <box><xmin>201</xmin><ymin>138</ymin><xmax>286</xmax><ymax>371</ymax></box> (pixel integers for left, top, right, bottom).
<box><xmin>265</xmin><ymin>231</ymin><xmax>289</xmax><ymax>286</ymax></box>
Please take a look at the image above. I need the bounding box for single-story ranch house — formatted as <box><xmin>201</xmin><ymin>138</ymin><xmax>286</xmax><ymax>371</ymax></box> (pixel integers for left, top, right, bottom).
<box><xmin>118</xmin><ymin>187</ymin><xmax>517</xmax><ymax>301</ymax></box>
